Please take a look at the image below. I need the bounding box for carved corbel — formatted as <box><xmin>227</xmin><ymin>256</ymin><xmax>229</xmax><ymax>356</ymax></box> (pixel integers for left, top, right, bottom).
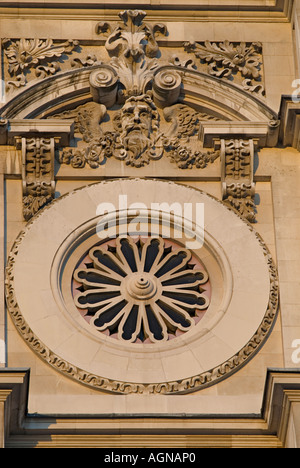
<box><xmin>5</xmin><ymin>119</ymin><xmax>74</xmax><ymax>220</ymax></box>
<box><xmin>219</xmin><ymin>138</ymin><xmax>256</xmax><ymax>223</ymax></box>
<box><xmin>15</xmin><ymin>136</ymin><xmax>57</xmax><ymax>221</ymax></box>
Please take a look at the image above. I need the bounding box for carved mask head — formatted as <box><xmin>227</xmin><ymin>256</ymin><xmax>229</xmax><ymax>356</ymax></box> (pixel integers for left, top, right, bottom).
<box><xmin>119</xmin><ymin>94</ymin><xmax>158</xmax><ymax>138</ymax></box>
<box><xmin>113</xmin><ymin>94</ymin><xmax>160</xmax><ymax>167</ymax></box>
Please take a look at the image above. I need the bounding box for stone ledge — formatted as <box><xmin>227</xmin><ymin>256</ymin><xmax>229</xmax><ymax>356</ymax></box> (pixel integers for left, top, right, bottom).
<box><xmin>3</xmin><ymin>368</ymin><xmax>300</xmax><ymax>447</ymax></box>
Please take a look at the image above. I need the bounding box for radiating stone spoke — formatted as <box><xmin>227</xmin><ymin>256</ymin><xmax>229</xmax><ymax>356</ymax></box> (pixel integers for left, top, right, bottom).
<box><xmin>162</xmin><ymin>293</ymin><xmax>209</xmax><ymax>311</ymax></box>
<box><xmin>153</xmin><ymin>248</ymin><xmax>192</xmax><ymax>278</ymax></box>
<box><xmin>150</xmin><ymin>303</ymin><xmax>174</xmax><ymax>341</ymax></box>
<box><xmin>160</xmin><ymin>268</ymin><xmax>208</xmax><ymax>285</ymax></box>
<box><xmin>118</xmin><ymin>304</ymin><xmax>142</xmax><ymax>343</ymax></box>
<box><xmin>158</xmin><ymin>295</ymin><xmax>200</xmax><ymax>318</ymax></box>
<box><xmin>73</xmin><ymin>267</ymin><xmax>122</xmax><ymax>288</ymax></box>
<box><xmin>92</xmin><ymin>300</ymin><xmax>131</xmax><ymax>332</ymax></box>
<box><xmin>90</xmin><ymin>246</ymin><xmax>132</xmax><ymax>277</ymax></box>
<box><xmin>154</xmin><ymin>300</ymin><xmax>194</xmax><ymax>331</ymax></box>
<box><xmin>142</xmin><ymin>303</ymin><xmax>169</xmax><ymax>342</ymax></box>
<box><xmin>142</xmin><ymin>237</ymin><xmax>167</xmax><ymax>274</ymax></box>
<box><xmin>74</xmin><ymin>290</ymin><xmax>121</xmax><ymax>310</ymax></box>
<box><xmin>116</xmin><ymin>237</ymin><xmax>142</xmax><ymax>273</ymax></box>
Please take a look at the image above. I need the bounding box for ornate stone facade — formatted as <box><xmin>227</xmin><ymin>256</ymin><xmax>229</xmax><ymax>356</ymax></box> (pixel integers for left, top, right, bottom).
<box><xmin>1</xmin><ymin>0</ymin><xmax>300</xmax><ymax>449</ymax></box>
<box><xmin>0</xmin><ymin>8</ymin><xmax>279</xmax><ymax>222</ymax></box>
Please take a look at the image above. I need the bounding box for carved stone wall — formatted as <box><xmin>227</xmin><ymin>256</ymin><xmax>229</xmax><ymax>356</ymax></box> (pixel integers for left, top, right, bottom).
<box><xmin>0</xmin><ymin>9</ymin><xmax>280</xmax><ymax>223</ymax></box>
<box><xmin>1</xmin><ymin>2</ymin><xmax>300</xmax><ymax>448</ymax></box>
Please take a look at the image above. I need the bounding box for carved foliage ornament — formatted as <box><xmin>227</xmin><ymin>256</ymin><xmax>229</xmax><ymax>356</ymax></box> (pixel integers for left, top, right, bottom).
<box><xmin>57</xmin><ymin>100</ymin><xmax>220</xmax><ymax>169</ymax></box>
<box><xmin>2</xmin><ymin>11</ymin><xmax>264</xmax><ymax>97</ymax></box>
<box><xmin>95</xmin><ymin>10</ymin><xmax>168</xmax><ymax>99</ymax></box>
<box><xmin>52</xmin><ymin>11</ymin><xmax>262</xmax><ymax>173</ymax></box>
<box><xmin>96</xmin><ymin>10</ymin><xmax>167</xmax><ymax>62</ymax></box>
<box><xmin>3</xmin><ymin>38</ymin><xmax>79</xmax><ymax>89</ymax></box>
<box><xmin>2</xmin><ymin>11</ymin><xmax>264</xmax><ymax>221</ymax></box>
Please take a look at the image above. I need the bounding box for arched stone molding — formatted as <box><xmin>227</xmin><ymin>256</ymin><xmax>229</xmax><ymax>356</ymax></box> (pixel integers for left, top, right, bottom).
<box><xmin>0</xmin><ymin>64</ymin><xmax>277</xmax><ymax>123</ymax></box>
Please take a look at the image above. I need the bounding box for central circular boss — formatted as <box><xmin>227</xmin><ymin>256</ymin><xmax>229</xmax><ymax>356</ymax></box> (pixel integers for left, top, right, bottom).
<box><xmin>125</xmin><ymin>272</ymin><xmax>159</xmax><ymax>300</ymax></box>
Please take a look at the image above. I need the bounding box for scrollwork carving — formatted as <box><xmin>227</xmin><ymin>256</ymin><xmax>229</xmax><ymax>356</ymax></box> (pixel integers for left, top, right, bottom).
<box><xmin>184</xmin><ymin>40</ymin><xmax>264</xmax><ymax>96</ymax></box>
<box><xmin>3</xmin><ymin>38</ymin><xmax>79</xmax><ymax>90</ymax></box>
<box><xmin>89</xmin><ymin>65</ymin><xmax>119</xmax><ymax>108</ymax></box>
<box><xmin>153</xmin><ymin>68</ymin><xmax>182</xmax><ymax>107</ymax></box>
<box><xmin>96</xmin><ymin>10</ymin><xmax>167</xmax><ymax>62</ymax></box>
<box><xmin>94</xmin><ymin>9</ymin><xmax>168</xmax><ymax>101</ymax></box>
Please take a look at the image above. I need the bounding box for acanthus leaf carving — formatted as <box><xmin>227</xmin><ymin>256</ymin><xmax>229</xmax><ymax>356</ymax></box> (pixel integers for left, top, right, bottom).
<box><xmin>184</xmin><ymin>40</ymin><xmax>264</xmax><ymax>96</ymax></box>
<box><xmin>94</xmin><ymin>9</ymin><xmax>168</xmax><ymax>101</ymax></box>
<box><xmin>3</xmin><ymin>37</ymin><xmax>79</xmax><ymax>90</ymax></box>
<box><xmin>96</xmin><ymin>10</ymin><xmax>167</xmax><ymax>62</ymax></box>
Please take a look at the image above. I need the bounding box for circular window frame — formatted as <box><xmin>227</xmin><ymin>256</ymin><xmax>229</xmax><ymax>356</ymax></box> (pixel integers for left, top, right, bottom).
<box><xmin>5</xmin><ymin>179</ymin><xmax>279</xmax><ymax>394</ymax></box>
<box><xmin>52</xmin><ymin>210</ymin><xmax>232</xmax><ymax>355</ymax></box>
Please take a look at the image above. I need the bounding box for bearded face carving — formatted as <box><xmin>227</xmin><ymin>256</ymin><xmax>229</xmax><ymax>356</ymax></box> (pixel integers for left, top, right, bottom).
<box><xmin>56</xmin><ymin>96</ymin><xmax>220</xmax><ymax>170</ymax></box>
<box><xmin>112</xmin><ymin>94</ymin><xmax>163</xmax><ymax>167</ymax></box>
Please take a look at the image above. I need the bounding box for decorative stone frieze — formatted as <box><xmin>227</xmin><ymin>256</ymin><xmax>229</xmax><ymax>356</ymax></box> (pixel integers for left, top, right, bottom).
<box><xmin>55</xmin><ymin>100</ymin><xmax>220</xmax><ymax>169</ymax></box>
<box><xmin>0</xmin><ymin>9</ymin><xmax>285</xmax><ymax>221</ymax></box>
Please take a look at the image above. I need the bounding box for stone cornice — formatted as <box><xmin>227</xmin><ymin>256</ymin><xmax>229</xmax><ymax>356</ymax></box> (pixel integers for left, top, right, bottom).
<box><xmin>0</xmin><ymin>0</ymin><xmax>294</xmax><ymax>22</ymax></box>
<box><xmin>2</xmin><ymin>368</ymin><xmax>300</xmax><ymax>447</ymax></box>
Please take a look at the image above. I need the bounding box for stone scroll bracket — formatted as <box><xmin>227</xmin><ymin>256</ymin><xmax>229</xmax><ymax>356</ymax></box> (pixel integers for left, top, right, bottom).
<box><xmin>15</xmin><ymin>136</ymin><xmax>56</xmax><ymax>221</ymax></box>
<box><xmin>199</xmin><ymin>120</ymin><xmax>280</xmax><ymax>223</ymax></box>
<box><xmin>4</xmin><ymin>119</ymin><xmax>74</xmax><ymax>221</ymax></box>
<box><xmin>219</xmin><ymin>138</ymin><xmax>257</xmax><ymax>223</ymax></box>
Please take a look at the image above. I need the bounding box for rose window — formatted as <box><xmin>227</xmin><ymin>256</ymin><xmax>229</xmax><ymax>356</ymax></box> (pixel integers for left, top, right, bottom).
<box><xmin>72</xmin><ymin>236</ymin><xmax>211</xmax><ymax>344</ymax></box>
